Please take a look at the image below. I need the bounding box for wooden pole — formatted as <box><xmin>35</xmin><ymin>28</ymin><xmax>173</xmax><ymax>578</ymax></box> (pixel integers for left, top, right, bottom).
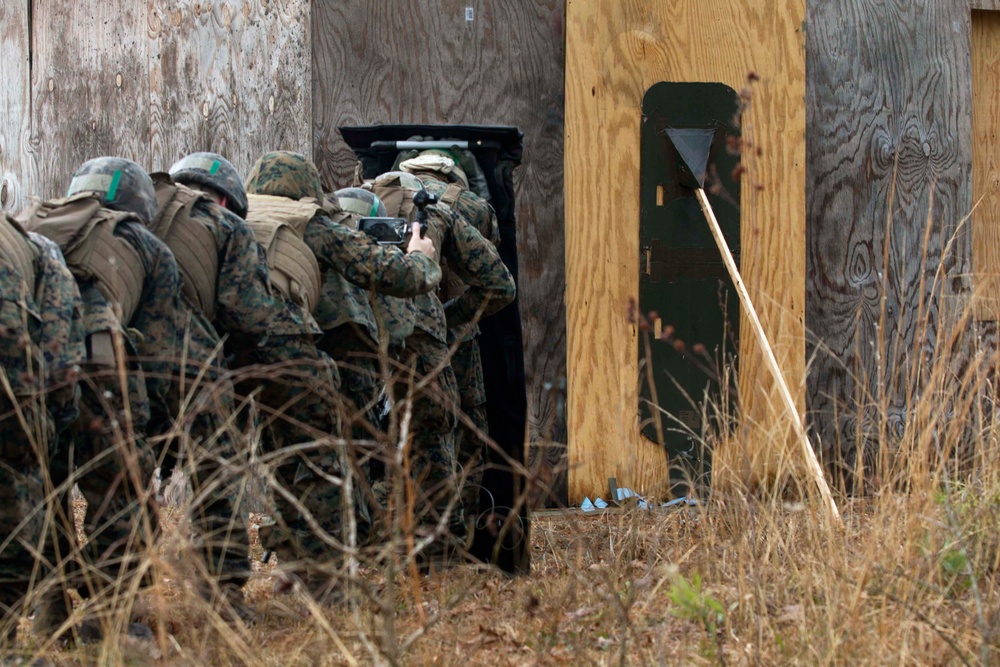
<box><xmin>694</xmin><ymin>188</ymin><xmax>841</xmax><ymax>526</ymax></box>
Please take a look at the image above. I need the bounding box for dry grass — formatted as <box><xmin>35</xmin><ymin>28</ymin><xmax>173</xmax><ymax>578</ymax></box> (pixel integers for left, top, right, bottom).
<box><xmin>11</xmin><ymin>487</ymin><xmax>1000</xmax><ymax>666</ymax></box>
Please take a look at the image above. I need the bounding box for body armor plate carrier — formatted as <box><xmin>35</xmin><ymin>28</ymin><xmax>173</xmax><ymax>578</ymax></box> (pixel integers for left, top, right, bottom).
<box><xmin>245</xmin><ymin>193</ymin><xmax>322</xmax><ymax>315</ymax></box>
<box><xmin>150</xmin><ymin>175</ymin><xmax>219</xmax><ymax>318</ymax></box>
<box><xmin>17</xmin><ymin>193</ymin><xmax>145</xmax><ymax>328</ymax></box>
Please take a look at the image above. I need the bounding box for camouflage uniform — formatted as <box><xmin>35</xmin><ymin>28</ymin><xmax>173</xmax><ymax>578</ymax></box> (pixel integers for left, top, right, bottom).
<box><xmin>0</xmin><ymin>215</ymin><xmax>84</xmax><ymax>638</ymax></box>
<box><xmin>25</xmin><ymin>158</ymin><xmax>214</xmax><ymax>620</ymax></box>
<box><xmin>244</xmin><ymin>152</ymin><xmax>440</xmax><ymax>588</ymax></box>
<box><xmin>314</xmin><ymin>194</ymin><xmax>383</xmax><ymax>443</ymax></box>
<box><xmin>407</xmin><ymin>169</ymin><xmax>513</xmax><ymax>519</ymax></box>
<box><xmin>152</xmin><ymin>168</ymin><xmax>283</xmax><ymax>592</ymax></box>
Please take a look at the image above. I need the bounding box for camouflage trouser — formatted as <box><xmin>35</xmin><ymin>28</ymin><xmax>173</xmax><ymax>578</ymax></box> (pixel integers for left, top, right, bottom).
<box><xmin>451</xmin><ymin>338</ymin><xmax>489</xmax><ymax>519</ymax></box>
<box><xmin>318</xmin><ymin>323</ymin><xmax>381</xmax><ymax>442</ymax></box>
<box><xmin>156</xmin><ymin>368</ymin><xmax>251</xmax><ymax>591</ymax></box>
<box><xmin>232</xmin><ymin>335</ymin><xmax>348</xmax><ymax>586</ymax></box>
<box><xmin>0</xmin><ymin>406</ymin><xmax>74</xmax><ymax>638</ymax></box>
<box><xmin>230</xmin><ymin>334</ymin><xmax>341</xmax><ymax>444</ymax></box>
<box><xmin>378</xmin><ymin>332</ymin><xmax>459</xmax><ymax>534</ymax></box>
<box><xmin>64</xmin><ymin>368</ymin><xmax>157</xmax><ymax>604</ymax></box>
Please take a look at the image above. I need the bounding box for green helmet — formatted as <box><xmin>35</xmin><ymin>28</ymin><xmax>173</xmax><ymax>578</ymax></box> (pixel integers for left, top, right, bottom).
<box><xmin>244</xmin><ymin>151</ymin><xmax>324</xmax><ymax>202</ymax></box>
<box><xmin>334</xmin><ymin>187</ymin><xmax>387</xmax><ymax>218</ymax></box>
<box><xmin>67</xmin><ymin>157</ymin><xmax>158</xmax><ymax>224</ymax></box>
<box><xmin>169</xmin><ymin>152</ymin><xmax>249</xmax><ymax>219</ymax></box>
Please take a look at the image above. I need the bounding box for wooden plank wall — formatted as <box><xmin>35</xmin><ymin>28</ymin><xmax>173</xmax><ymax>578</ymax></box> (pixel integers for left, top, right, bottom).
<box><xmin>972</xmin><ymin>10</ymin><xmax>1000</xmax><ymax>320</ymax></box>
<box><xmin>565</xmin><ymin>0</ymin><xmax>807</xmax><ymax>502</ymax></box>
<box><xmin>311</xmin><ymin>0</ymin><xmax>568</xmax><ymax>494</ymax></box>
<box><xmin>805</xmin><ymin>2</ymin><xmax>974</xmax><ymax>467</ymax></box>
<box><xmin>0</xmin><ymin>1</ymin><xmax>32</xmax><ymax>214</ymax></box>
<box><xmin>3</xmin><ymin>0</ymin><xmax>310</xmax><ymax>208</ymax></box>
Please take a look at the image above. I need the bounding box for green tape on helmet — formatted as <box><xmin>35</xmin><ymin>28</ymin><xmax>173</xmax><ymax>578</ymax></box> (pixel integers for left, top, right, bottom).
<box><xmin>106</xmin><ymin>170</ymin><xmax>122</xmax><ymax>202</ymax></box>
<box><xmin>209</xmin><ymin>160</ymin><xmax>221</xmax><ymax>175</ymax></box>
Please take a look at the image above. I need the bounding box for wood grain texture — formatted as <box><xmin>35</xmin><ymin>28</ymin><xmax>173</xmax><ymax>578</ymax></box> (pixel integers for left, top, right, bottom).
<box><xmin>312</xmin><ymin>0</ymin><xmax>568</xmax><ymax>478</ymax></box>
<box><xmin>973</xmin><ymin>9</ymin><xmax>1000</xmax><ymax>320</ymax></box>
<box><xmin>21</xmin><ymin>1</ymin><xmax>310</xmax><ymax>202</ymax></box>
<box><xmin>805</xmin><ymin>2</ymin><xmax>973</xmax><ymax>466</ymax></box>
<box><xmin>0</xmin><ymin>1</ymin><xmax>32</xmax><ymax>214</ymax></box>
<box><xmin>565</xmin><ymin>0</ymin><xmax>807</xmax><ymax>502</ymax></box>
<box><xmin>148</xmin><ymin>0</ymin><xmax>312</xmax><ymax>175</ymax></box>
<box><xmin>31</xmin><ymin>1</ymin><xmax>152</xmax><ymax>200</ymax></box>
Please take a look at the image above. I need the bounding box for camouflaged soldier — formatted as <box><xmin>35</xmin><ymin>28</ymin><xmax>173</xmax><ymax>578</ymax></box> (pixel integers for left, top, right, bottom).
<box><xmin>320</xmin><ymin>188</ymin><xmax>390</xmax><ymax>441</ymax></box>
<box><xmin>0</xmin><ymin>213</ymin><xmax>85</xmax><ymax>643</ymax></box>
<box><xmin>399</xmin><ymin>152</ymin><xmax>512</xmax><ymax>521</ymax></box>
<box><xmin>148</xmin><ymin>153</ymin><xmax>285</xmax><ymax>605</ymax></box>
<box><xmin>365</xmin><ymin>171</ymin><xmax>468</xmax><ymax>558</ymax></box>
<box><xmin>18</xmin><ymin>159</ymin><xmax>181</xmax><ymax>628</ymax></box>
<box><xmin>244</xmin><ymin>151</ymin><xmax>440</xmax><ymax>597</ymax></box>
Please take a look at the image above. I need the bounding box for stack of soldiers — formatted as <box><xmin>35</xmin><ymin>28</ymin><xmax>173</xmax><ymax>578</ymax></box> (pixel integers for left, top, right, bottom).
<box><xmin>0</xmin><ymin>147</ymin><xmax>514</xmax><ymax>645</ymax></box>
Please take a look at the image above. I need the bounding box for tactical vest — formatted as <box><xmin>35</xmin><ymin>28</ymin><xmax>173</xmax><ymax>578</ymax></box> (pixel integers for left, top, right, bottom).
<box><xmin>440</xmin><ymin>183</ymin><xmax>464</xmax><ymax>207</ymax></box>
<box><xmin>0</xmin><ymin>215</ymin><xmax>39</xmax><ymax>300</ymax></box>
<box><xmin>17</xmin><ymin>193</ymin><xmax>145</xmax><ymax>327</ymax></box>
<box><xmin>150</xmin><ymin>175</ymin><xmax>220</xmax><ymax>318</ymax></box>
<box><xmin>245</xmin><ymin>193</ymin><xmax>323</xmax><ymax>314</ymax></box>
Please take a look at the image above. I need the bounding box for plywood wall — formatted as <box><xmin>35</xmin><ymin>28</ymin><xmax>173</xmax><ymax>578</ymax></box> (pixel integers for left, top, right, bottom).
<box><xmin>805</xmin><ymin>1</ymin><xmax>974</xmax><ymax>467</ymax></box>
<box><xmin>565</xmin><ymin>0</ymin><xmax>807</xmax><ymax>502</ymax></box>
<box><xmin>0</xmin><ymin>1</ymin><xmax>32</xmax><ymax>214</ymax></box>
<box><xmin>312</xmin><ymin>0</ymin><xmax>568</xmax><ymax>485</ymax></box>
<box><xmin>2</xmin><ymin>0</ymin><xmax>311</xmax><ymax>209</ymax></box>
<box><xmin>972</xmin><ymin>9</ymin><xmax>1000</xmax><ymax>320</ymax></box>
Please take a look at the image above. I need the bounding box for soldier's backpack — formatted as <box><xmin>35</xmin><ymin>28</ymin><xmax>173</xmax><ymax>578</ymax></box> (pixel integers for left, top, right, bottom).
<box><xmin>244</xmin><ymin>193</ymin><xmax>323</xmax><ymax>315</ymax></box>
<box><xmin>17</xmin><ymin>193</ymin><xmax>145</xmax><ymax>366</ymax></box>
<box><xmin>149</xmin><ymin>174</ymin><xmax>220</xmax><ymax>318</ymax></box>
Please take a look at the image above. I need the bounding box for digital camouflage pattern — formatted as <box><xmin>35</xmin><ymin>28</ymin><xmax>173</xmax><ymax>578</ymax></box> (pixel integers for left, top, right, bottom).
<box><xmin>245</xmin><ymin>152</ymin><xmax>443</xmax><ymax>580</ymax></box>
<box><xmin>27</xmin><ymin>232</ymin><xmax>86</xmax><ymax>434</ymax></box>
<box><xmin>154</xmin><ymin>179</ymin><xmax>278</xmax><ymax>344</ymax></box>
<box><xmin>151</xmin><ymin>180</ymin><xmax>276</xmax><ymax>589</ymax></box>
<box><xmin>377</xmin><ymin>331</ymin><xmax>461</xmax><ymax>536</ymax></box>
<box><xmin>65</xmin><ymin>283</ymin><xmax>158</xmax><ymax>611</ymax></box>
<box><xmin>170</xmin><ymin>152</ymin><xmax>250</xmax><ymax>219</ymax></box>
<box><xmin>245</xmin><ymin>151</ymin><xmax>324</xmax><ymax>203</ymax></box>
<box><xmin>67</xmin><ymin>157</ymin><xmax>159</xmax><ymax>225</ymax></box>
<box><xmin>421</xmin><ymin>201</ymin><xmax>515</xmax><ymax>337</ymax></box>
<box><xmin>451</xmin><ymin>339</ymin><xmax>489</xmax><ymax>516</ymax></box>
<box><xmin>312</xmin><ymin>195</ymin><xmax>380</xmax><ymax>341</ymax></box>
<box><xmin>314</xmin><ymin>194</ymin><xmax>382</xmax><ymax>441</ymax></box>
<box><xmin>244</xmin><ymin>333</ymin><xmax>346</xmax><ymax>591</ymax></box>
<box><xmin>0</xmin><ymin>217</ymin><xmax>82</xmax><ymax>635</ymax></box>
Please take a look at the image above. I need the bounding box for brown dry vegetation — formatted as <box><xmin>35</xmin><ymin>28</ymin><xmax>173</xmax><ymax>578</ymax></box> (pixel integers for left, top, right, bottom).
<box><xmin>13</xmin><ymin>477</ymin><xmax>1000</xmax><ymax>666</ymax></box>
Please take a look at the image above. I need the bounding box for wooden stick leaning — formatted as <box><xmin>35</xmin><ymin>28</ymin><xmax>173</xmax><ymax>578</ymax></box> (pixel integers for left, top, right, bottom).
<box><xmin>693</xmin><ymin>188</ymin><xmax>842</xmax><ymax>526</ymax></box>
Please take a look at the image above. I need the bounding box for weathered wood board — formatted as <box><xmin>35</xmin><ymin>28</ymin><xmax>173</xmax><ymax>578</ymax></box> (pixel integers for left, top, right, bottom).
<box><xmin>805</xmin><ymin>2</ymin><xmax>973</xmax><ymax>468</ymax></box>
<box><xmin>0</xmin><ymin>1</ymin><xmax>33</xmax><ymax>214</ymax></box>
<box><xmin>24</xmin><ymin>0</ymin><xmax>310</xmax><ymax>202</ymax></box>
<box><xmin>565</xmin><ymin>0</ymin><xmax>807</xmax><ymax>502</ymax></box>
<box><xmin>312</xmin><ymin>0</ymin><xmax>568</xmax><ymax>496</ymax></box>
<box><xmin>973</xmin><ymin>9</ymin><xmax>1000</xmax><ymax>320</ymax></box>
<box><xmin>31</xmin><ymin>1</ymin><xmax>152</xmax><ymax>200</ymax></box>
<box><xmin>148</xmin><ymin>0</ymin><xmax>312</xmax><ymax>175</ymax></box>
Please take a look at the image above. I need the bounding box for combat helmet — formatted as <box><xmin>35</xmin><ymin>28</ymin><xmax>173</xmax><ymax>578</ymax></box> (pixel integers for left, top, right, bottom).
<box><xmin>245</xmin><ymin>151</ymin><xmax>324</xmax><ymax>202</ymax></box>
<box><xmin>169</xmin><ymin>152</ymin><xmax>249</xmax><ymax>219</ymax></box>
<box><xmin>67</xmin><ymin>157</ymin><xmax>157</xmax><ymax>224</ymax></box>
<box><xmin>367</xmin><ymin>171</ymin><xmax>425</xmax><ymax>220</ymax></box>
<box><xmin>335</xmin><ymin>187</ymin><xmax>388</xmax><ymax>218</ymax></box>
